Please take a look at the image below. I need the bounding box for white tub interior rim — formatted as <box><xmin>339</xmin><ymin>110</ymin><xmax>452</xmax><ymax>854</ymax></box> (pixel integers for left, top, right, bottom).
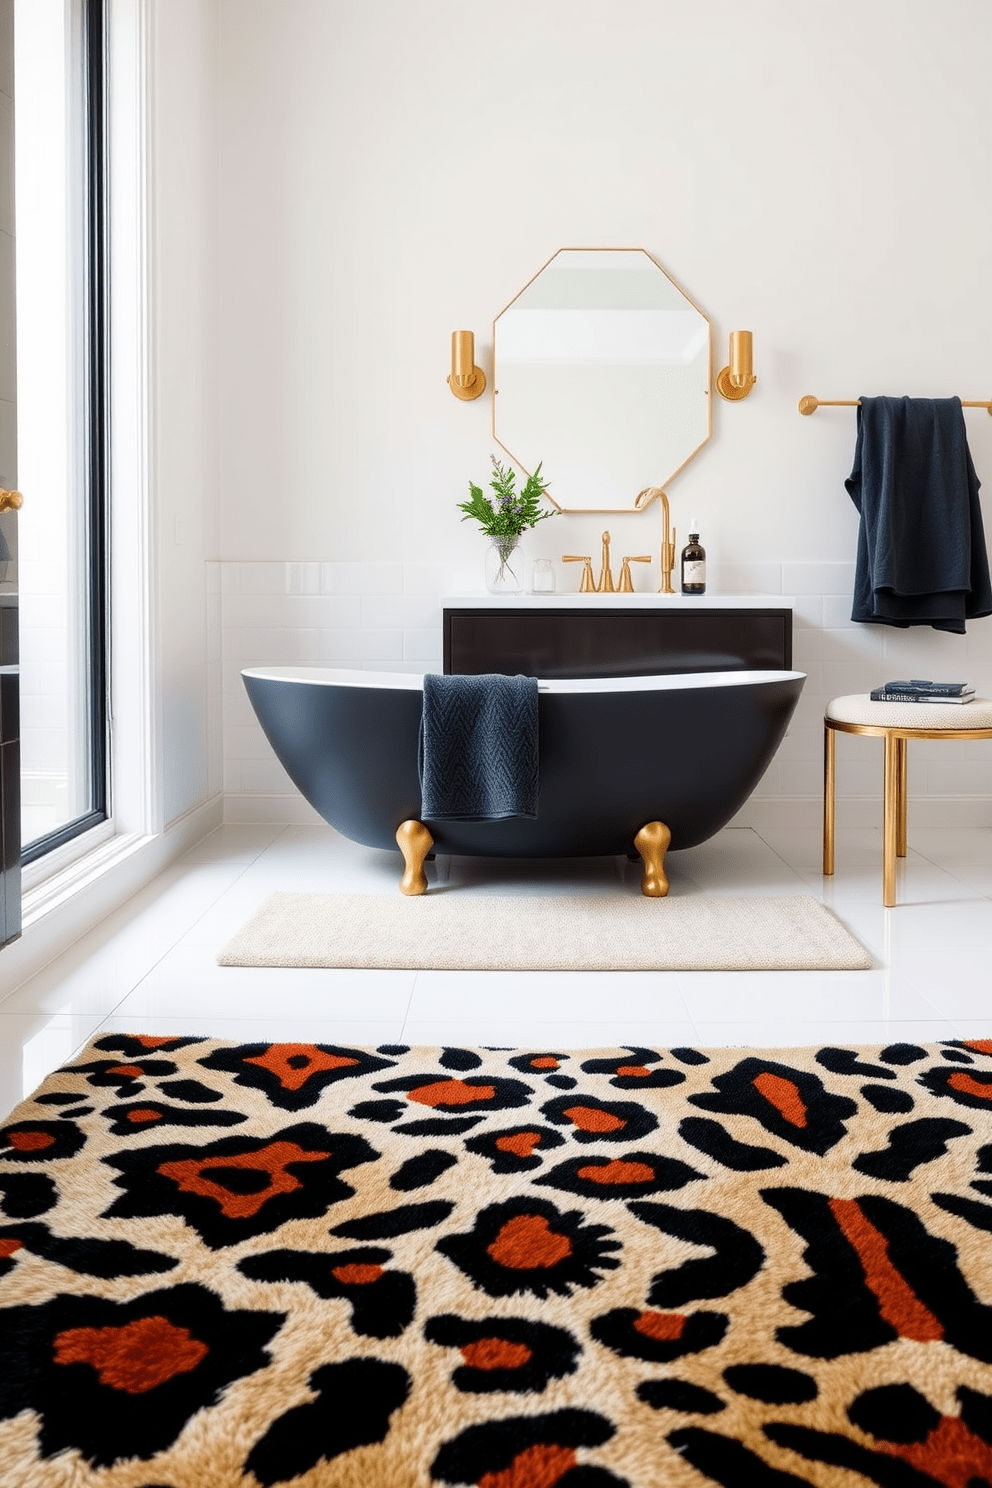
<box><xmin>242</xmin><ymin>667</ymin><xmax>806</xmax><ymax>695</ymax></box>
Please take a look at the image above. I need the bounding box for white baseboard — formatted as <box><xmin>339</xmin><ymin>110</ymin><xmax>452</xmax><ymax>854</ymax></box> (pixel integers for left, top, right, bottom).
<box><xmin>731</xmin><ymin>795</ymin><xmax>992</xmax><ymax>834</ymax></box>
<box><xmin>224</xmin><ymin>793</ymin><xmax>325</xmax><ymax>826</ymax></box>
<box><xmin>0</xmin><ymin>795</ymin><xmax>224</xmax><ymax>1002</ymax></box>
<box><xmin>224</xmin><ymin>790</ymin><xmax>992</xmax><ymax>836</ymax></box>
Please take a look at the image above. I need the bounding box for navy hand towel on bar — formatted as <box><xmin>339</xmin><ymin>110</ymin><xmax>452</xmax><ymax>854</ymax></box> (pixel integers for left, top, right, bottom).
<box><xmin>846</xmin><ymin>396</ymin><xmax>992</xmax><ymax>633</ymax></box>
<box><xmin>418</xmin><ymin>673</ymin><xmax>539</xmax><ymax>821</ymax></box>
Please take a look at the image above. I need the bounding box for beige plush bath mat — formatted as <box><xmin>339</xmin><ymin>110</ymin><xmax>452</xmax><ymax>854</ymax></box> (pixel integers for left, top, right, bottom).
<box><xmin>217</xmin><ymin>892</ymin><xmax>872</xmax><ymax>972</ymax></box>
<box><xmin>2</xmin><ymin>1032</ymin><xmax>992</xmax><ymax>1484</ymax></box>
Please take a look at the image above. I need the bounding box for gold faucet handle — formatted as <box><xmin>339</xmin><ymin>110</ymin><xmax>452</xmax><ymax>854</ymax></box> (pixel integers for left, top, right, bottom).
<box><xmin>562</xmin><ymin>555</ymin><xmax>595</xmax><ymax>593</ymax></box>
<box><xmin>618</xmin><ymin>556</ymin><xmax>652</xmax><ymax>593</ymax></box>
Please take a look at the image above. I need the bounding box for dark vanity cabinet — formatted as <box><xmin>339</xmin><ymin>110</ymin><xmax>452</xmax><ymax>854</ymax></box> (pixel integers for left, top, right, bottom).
<box><xmin>443</xmin><ymin>605</ymin><xmax>793</xmax><ymax>679</ymax></box>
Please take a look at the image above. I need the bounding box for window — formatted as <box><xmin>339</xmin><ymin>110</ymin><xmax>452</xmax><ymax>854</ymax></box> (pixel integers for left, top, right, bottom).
<box><xmin>15</xmin><ymin>0</ymin><xmax>108</xmax><ymax>862</ymax></box>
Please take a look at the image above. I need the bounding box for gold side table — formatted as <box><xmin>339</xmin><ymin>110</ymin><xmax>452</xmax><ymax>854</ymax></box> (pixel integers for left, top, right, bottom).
<box><xmin>823</xmin><ymin>693</ymin><xmax>992</xmax><ymax>907</ymax></box>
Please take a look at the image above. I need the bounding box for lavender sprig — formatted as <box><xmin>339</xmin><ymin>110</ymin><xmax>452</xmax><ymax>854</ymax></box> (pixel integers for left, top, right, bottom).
<box><xmin>457</xmin><ymin>456</ymin><xmax>556</xmax><ymax>538</ymax></box>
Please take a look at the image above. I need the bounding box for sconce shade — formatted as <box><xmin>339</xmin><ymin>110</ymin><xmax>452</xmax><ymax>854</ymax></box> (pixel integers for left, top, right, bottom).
<box><xmin>452</xmin><ymin>332</ymin><xmax>475</xmax><ymax>389</ymax></box>
<box><xmin>448</xmin><ymin>330</ymin><xmax>486</xmax><ymax>400</ymax></box>
<box><xmin>716</xmin><ymin>330</ymin><xmax>756</xmax><ymax>401</ymax></box>
<box><xmin>729</xmin><ymin>330</ymin><xmax>753</xmax><ymax>389</ymax></box>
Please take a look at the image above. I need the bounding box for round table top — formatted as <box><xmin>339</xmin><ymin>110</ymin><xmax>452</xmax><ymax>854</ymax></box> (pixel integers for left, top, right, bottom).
<box><xmin>825</xmin><ymin>693</ymin><xmax>992</xmax><ymax>731</ymax></box>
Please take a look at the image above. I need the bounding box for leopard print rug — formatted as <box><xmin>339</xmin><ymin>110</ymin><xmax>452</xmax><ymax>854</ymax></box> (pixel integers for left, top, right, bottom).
<box><xmin>1</xmin><ymin>1033</ymin><xmax>992</xmax><ymax>1487</ymax></box>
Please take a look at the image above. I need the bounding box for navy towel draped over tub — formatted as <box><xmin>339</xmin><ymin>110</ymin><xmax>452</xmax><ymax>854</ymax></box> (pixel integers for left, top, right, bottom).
<box><xmin>846</xmin><ymin>395</ymin><xmax>992</xmax><ymax>633</ymax></box>
<box><xmin>418</xmin><ymin>672</ymin><xmax>539</xmax><ymax>821</ymax></box>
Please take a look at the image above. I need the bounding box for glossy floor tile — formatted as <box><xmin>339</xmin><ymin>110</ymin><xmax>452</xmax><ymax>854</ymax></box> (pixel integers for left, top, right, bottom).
<box><xmin>0</xmin><ymin>819</ymin><xmax>988</xmax><ymax>1117</ymax></box>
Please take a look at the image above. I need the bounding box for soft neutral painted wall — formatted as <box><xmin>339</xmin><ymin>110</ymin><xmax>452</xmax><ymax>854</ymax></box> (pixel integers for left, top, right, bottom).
<box><xmin>211</xmin><ymin>0</ymin><xmax>992</xmax><ymax>816</ymax></box>
<box><xmin>150</xmin><ymin>0</ymin><xmax>221</xmax><ymax>824</ymax></box>
<box><xmin>0</xmin><ymin>0</ymin><xmax>14</xmax><ymax>497</ymax></box>
<box><xmin>216</xmin><ymin>0</ymin><xmax>992</xmax><ymax>566</ymax></box>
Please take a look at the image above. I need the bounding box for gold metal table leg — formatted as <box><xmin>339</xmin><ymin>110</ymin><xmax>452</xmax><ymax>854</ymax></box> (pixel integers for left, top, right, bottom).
<box><xmin>634</xmin><ymin>821</ymin><xmax>671</xmax><ymax>898</ymax></box>
<box><xmin>823</xmin><ymin>725</ymin><xmax>836</xmax><ymax>876</ymax></box>
<box><xmin>396</xmin><ymin>820</ymin><xmax>434</xmax><ymax>896</ymax></box>
<box><xmin>883</xmin><ymin>732</ymin><xmax>899</xmax><ymax>907</ymax></box>
<box><xmin>896</xmin><ymin>736</ymin><xmax>908</xmax><ymax>857</ymax></box>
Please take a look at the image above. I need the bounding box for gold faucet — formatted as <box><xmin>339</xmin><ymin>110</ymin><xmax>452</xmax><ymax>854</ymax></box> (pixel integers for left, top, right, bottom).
<box><xmin>562</xmin><ymin>532</ymin><xmax>632</xmax><ymax>594</ymax></box>
<box><xmin>618</xmin><ymin>554</ymin><xmax>652</xmax><ymax>592</ymax></box>
<box><xmin>657</xmin><ymin>494</ymin><xmax>676</xmax><ymax>594</ymax></box>
<box><xmin>635</xmin><ymin>486</ymin><xmax>676</xmax><ymax>593</ymax></box>
<box><xmin>597</xmin><ymin>531</ymin><xmax>615</xmax><ymax>592</ymax></box>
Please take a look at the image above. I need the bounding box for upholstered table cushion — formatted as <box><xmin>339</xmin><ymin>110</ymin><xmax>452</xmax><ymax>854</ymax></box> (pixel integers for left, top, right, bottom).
<box><xmin>825</xmin><ymin>693</ymin><xmax>992</xmax><ymax>729</ymax></box>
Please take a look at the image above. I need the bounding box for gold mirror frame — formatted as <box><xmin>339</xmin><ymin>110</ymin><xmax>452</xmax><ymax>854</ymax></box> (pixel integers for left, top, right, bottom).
<box><xmin>492</xmin><ymin>247</ymin><xmax>712</xmax><ymax>513</ymax></box>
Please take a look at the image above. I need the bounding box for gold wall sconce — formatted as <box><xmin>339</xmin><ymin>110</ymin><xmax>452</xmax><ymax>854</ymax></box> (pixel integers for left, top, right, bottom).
<box><xmin>447</xmin><ymin>330</ymin><xmax>487</xmax><ymax>401</ymax></box>
<box><xmin>715</xmin><ymin>330</ymin><xmax>756</xmax><ymax>401</ymax></box>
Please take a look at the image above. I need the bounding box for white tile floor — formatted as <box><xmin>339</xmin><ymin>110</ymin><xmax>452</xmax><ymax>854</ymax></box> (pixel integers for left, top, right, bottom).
<box><xmin>1</xmin><ymin>817</ymin><xmax>988</xmax><ymax>1120</ymax></box>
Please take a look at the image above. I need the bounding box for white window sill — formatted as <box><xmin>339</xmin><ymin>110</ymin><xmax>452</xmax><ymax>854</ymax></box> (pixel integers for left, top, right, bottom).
<box><xmin>21</xmin><ymin>824</ymin><xmax>154</xmax><ymax>929</ymax></box>
<box><xmin>1</xmin><ymin>797</ymin><xmax>222</xmax><ymax>1004</ymax></box>
<box><xmin>21</xmin><ymin>819</ymin><xmax>118</xmax><ymax>899</ymax></box>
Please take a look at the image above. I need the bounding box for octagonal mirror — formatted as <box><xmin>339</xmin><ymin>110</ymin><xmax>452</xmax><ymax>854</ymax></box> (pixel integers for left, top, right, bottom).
<box><xmin>493</xmin><ymin>248</ymin><xmax>711</xmax><ymax>512</ymax></box>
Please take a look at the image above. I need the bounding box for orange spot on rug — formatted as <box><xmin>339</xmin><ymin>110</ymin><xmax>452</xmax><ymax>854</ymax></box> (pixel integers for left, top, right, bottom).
<box><xmin>479</xmin><ymin>1443</ymin><xmax>578</xmax><ymax>1488</ymax></box>
<box><xmin>753</xmin><ymin>1071</ymin><xmax>808</xmax><ymax>1127</ymax></box>
<box><xmin>331</xmin><ymin>1264</ymin><xmax>383</xmax><ymax>1285</ymax></box>
<box><xmin>53</xmin><ymin>1316</ymin><xmax>208</xmax><ymax>1393</ymax></box>
<box><xmin>496</xmin><ymin>1132</ymin><xmax>543</xmax><ymax>1158</ymax></box>
<box><xmin>877</xmin><ymin>1414</ymin><xmax>992</xmax><ymax>1488</ymax></box>
<box><xmin>408</xmin><ymin>1080</ymin><xmax>496</xmax><ymax>1108</ymax></box>
<box><xmin>460</xmin><ymin>1338</ymin><xmax>533</xmax><ymax>1371</ymax></box>
<box><xmin>633</xmin><ymin>1311</ymin><xmax>686</xmax><ymax>1341</ymax></box>
<box><xmin>830</xmin><ymin>1198</ymin><xmax>943</xmax><ymax>1342</ymax></box>
<box><xmin>948</xmin><ymin>1071</ymin><xmax>992</xmax><ymax>1101</ymax></box>
<box><xmin>487</xmin><ymin>1214</ymin><xmax>572</xmax><ymax>1270</ymax></box>
<box><xmin>157</xmin><ymin>1140</ymin><xmax>328</xmax><ymax>1219</ymax></box>
<box><xmin>6</xmin><ymin>1130</ymin><xmax>55</xmax><ymax>1151</ymax></box>
<box><xmin>562</xmin><ymin>1106</ymin><xmax>625</xmax><ymax>1133</ymax></box>
<box><xmin>577</xmin><ymin>1160</ymin><xmax>655</xmax><ymax>1185</ymax></box>
<box><xmin>244</xmin><ymin>1043</ymin><xmax>359</xmax><ymax>1091</ymax></box>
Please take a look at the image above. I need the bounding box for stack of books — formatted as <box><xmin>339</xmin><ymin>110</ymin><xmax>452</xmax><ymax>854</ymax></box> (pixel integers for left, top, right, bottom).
<box><xmin>869</xmin><ymin>679</ymin><xmax>975</xmax><ymax>705</ymax></box>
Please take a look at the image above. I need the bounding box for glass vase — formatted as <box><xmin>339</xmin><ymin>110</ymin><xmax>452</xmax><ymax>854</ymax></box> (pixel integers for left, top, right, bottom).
<box><xmin>485</xmin><ymin>535</ymin><xmax>524</xmax><ymax>595</ymax></box>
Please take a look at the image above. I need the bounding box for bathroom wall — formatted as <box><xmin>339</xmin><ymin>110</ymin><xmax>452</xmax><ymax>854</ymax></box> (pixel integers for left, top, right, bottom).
<box><xmin>212</xmin><ymin>0</ymin><xmax>992</xmax><ymax>821</ymax></box>
<box><xmin>150</xmin><ymin>0</ymin><xmax>222</xmax><ymax>824</ymax></box>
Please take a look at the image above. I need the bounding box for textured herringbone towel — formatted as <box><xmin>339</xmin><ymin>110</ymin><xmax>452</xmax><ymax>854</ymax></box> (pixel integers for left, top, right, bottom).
<box><xmin>418</xmin><ymin>672</ymin><xmax>538</xmax><ymax>820</ymax></box>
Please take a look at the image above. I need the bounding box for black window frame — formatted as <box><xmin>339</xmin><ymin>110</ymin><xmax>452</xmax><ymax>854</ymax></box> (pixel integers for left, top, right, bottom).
<box><xmin>21</xmin><ymin>0</ymin><xmax>110</xmax><ymax>865</ymax></box>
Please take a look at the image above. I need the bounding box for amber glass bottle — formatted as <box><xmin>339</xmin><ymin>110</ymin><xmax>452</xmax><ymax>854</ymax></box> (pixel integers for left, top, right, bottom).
<box><xmin>681</xmin><ymin>530</ymin><xmax>706</xmax><ymax>595</ymax></box>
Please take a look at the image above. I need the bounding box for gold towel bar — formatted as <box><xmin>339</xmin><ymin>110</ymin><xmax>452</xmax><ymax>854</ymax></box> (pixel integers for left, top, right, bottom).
<box><xmin>799</xmin><ymin>395</ymin><xmax>992</xmax><ymax>416</ymax></box>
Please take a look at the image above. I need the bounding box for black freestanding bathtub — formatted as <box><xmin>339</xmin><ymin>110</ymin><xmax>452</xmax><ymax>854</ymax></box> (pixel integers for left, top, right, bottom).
<box><xmin>242</xmin><ymin>666</ymin><xmax>804</xmax><ymax>893</ymax></box>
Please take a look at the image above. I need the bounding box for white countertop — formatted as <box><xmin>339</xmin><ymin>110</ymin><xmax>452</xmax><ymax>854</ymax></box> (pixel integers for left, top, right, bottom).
<box><xmin>441</xmin><ymin>593</ymin><xmax>794</xmax><ymax>611</ymax></box>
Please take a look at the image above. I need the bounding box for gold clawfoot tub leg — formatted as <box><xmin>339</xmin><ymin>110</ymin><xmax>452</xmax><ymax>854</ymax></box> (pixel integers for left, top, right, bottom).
<box><xmin>634</xmin><ymin>821</ymin><xmax>671</xmax><ymax>898</ymax></box>
<box><xmin>396</xmin><ymin>820</ymin><xmax>434</xmax><ymax>896</ymax></box>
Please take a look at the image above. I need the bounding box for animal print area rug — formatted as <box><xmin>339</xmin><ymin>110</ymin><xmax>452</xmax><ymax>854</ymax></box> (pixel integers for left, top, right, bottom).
<box><xmin>2</xmin><ymin>1037</ymin><xmax>992</xmax><ymax>1488</ymax></box>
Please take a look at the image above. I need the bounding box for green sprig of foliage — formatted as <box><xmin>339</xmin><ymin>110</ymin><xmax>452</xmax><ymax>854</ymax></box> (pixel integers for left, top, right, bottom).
<box><xmin>457</xmin><ymin>456</ymin><xmax>557</xmax><ymax>539</ymax></box>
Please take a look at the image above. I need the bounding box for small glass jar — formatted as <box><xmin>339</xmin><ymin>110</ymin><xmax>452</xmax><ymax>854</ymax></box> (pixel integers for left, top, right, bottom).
<box><xmin>531</xmin><ymin>558</ymin><xmax>555</xmax><ymax>594</ymax></box>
